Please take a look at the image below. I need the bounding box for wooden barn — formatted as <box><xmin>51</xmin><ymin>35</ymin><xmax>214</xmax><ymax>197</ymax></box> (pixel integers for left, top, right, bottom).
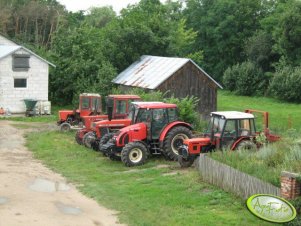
<box><xmin>112</xmin><ymin>55</ymin><xmax>222</xmax><ymax>118</ymax></box>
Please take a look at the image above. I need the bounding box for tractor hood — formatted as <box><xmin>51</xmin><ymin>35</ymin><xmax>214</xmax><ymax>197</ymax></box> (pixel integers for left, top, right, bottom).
<box><xmin>118</xmin><ymin>122</ymin><xmax>146</xmax><ymax>133</ymax></box>
<box><xmin>183</xmin><ymin>137</ymin><xmax>211</xmax><ymax>146</ymax></box>
<box><xmin>115</xmin><ymin>123</ymin><xmax>147</xmax><ymax>147</ymax></box>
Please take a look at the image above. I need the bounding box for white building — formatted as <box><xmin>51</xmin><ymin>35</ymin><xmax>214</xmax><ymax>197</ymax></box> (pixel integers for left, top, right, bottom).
<box><xmin>0</xmin><ymin>34</ymin><xmax>55</xmax><ymax>113</ymax></box>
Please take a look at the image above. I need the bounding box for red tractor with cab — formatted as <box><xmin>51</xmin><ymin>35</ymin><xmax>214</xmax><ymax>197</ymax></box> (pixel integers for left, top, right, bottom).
<box><xmin>58</xmin><ymin>93</ymin><xmax>103</xmax><ymax>132</ymax></box>
<box><xmin>99</xmin><ymin>102</ymin><xmax>193</xmax><ymax>166</ymax></box>
<box><xmin>76</xmin><ymin>95</ymin><xmax>141</xmax><ymax>147</ymax></box>
<box><xmin>177</xmin><ymin>109</ymin><xmax>280</xmax><ymax>167</ymax></box>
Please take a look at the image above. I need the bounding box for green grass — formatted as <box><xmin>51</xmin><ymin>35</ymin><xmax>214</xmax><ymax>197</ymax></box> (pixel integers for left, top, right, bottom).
<box><xmin>218</xmin><ymin>91</ymin><xmax>301</xmax><ymax>132</ymax></box>
<box><xmin>25</xmin><ymin>131</ymin><xmax>272</xmax><ymax>226</ymax></box>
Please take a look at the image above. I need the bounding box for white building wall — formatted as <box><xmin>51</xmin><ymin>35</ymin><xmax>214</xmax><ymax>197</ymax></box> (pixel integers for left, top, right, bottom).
<box><xmin>0</xmin><ymin>48</ymin><xmax>49</xmax><ymax>113</ymax></box>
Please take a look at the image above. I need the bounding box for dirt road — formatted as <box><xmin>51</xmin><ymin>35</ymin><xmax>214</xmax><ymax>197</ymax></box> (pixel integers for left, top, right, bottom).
<box><xmin>0</xmin><ymin>120</ymin><xmax>126</xmax><ymax>226</ymax></box>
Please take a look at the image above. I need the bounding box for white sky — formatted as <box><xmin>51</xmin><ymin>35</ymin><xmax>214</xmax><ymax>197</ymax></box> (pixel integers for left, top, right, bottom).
<box><xmin>57</xmin><ymin>0</ymin><xmax>151</xmax><ymax>13</ymax></box>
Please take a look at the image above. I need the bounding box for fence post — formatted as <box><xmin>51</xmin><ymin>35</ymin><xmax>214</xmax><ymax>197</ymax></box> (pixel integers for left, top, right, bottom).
<box><xmin>280</xmin><ymin>171</ymin><xmax>301</xmax><ymax>200</ymax></box>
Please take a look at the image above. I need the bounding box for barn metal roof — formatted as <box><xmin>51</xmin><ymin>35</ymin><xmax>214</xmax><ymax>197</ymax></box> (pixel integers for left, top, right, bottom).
<box><xmin>112</xmin><ymin>55</ymin><xmax>222</xmax><ymax>89</ymax></box>
<box><xmin>0</xmin><ymin>45</ymin><xmax>55</xmax><ymax>67</ymax></box>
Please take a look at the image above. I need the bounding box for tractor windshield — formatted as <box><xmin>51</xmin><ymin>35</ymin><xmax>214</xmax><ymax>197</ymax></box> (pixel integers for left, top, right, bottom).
<box><xmin>206</xmin><ymin>116</ymin><xmax>225</xmax><ymax>136</ymax></box>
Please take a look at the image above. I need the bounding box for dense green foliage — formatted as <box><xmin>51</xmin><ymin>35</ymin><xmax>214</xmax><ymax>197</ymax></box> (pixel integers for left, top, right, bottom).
<box><xmin>269</xmin><ymin>66</ymin><xmax>301</xmax><ymax>102</ymax></box>
<box><xmin>1</xmin><ymin>0</ymin><xmax>301</xmax><ymax>103</ymax></box>
<box><xmin>223</xmin><ymin>61</ymin><xmax>267</xmax><ymax>96</ymax></box>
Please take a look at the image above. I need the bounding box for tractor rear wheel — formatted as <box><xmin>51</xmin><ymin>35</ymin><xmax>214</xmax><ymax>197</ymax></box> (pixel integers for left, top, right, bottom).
<box><xmin>83</xmin><ymin>132</ymin><xmax>96</xmax><ymax>149</ymax></box>
<box><xmin>163</xmin><ymin>126</ymin><xmax>192</xmax><ymax>161</ymax></box>
<box><xmin>236</xmin><ymin>140</ymin><xmax>256</xmax><ymax>151</ymax></box>
<box><xmin>178</xmin><ymin>155</ymin><xmax>195</xmax><ymax>168</ymax></box>
<box><xmin>121</xmin><ymin>142</ymin><xmax>148</xmax><ymax>167</ymax></box>
<box><xmin>60</xmin><ymin>122</ymin><xmax>71</xmax><ymax>132</ymax></box>
<box><xmin>75</xmin><ymin>130</ymin><xmax>83</xmax><ymax>145</ymax></box>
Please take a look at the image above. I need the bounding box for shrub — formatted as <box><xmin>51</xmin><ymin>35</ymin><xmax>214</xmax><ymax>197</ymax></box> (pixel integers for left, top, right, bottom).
<box><xmin>223</xmin><ymin>61</ymin><xmax>268</xmax><ymax>96</ymax></box>
<box><xmin>269</xmin><ymin>66</ymin><xmax>301</xmax><ymax>102</ymax></box>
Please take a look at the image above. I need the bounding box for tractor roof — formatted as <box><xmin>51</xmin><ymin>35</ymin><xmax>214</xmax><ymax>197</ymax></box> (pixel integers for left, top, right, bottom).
<box><xmin>80</xmin><ymin>93</ymin><xmax>101</xmax><ymax>97</ymax></box>
<box><xmin>211</xmin><ymin>111</ymin><xmax>254</xmax><ymax>119</ymax></box>
<box><xmin>131</xmin><ymin>102</ymin><xmax>177</xmax><ymax>109</ymax></box>
<box><xmin>108</xmin><ymin>94</ymin><xmax>141</xmax><ymax>99</ymax></box>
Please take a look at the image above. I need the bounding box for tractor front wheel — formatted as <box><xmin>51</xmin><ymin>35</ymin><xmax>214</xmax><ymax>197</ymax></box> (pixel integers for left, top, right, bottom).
<box><xmin>163</xmin><ymin>126</ymin><xmax>192</xmax><ymax>161</ymax></box>
<box><xmin>75</xmin><ymin>130</ymin><xmax>83</xmax><ymax>145</ymax></box>
<box><xmin>60</xmin><ymin>122</ymin><xmax>71</xmax><ymax>132</ymax></box>
<box><xmin>83</xmin><ymin>132</ymin><xmax>96</xmax><ymax>149</ymax></box>
<box><xmin>98</xmin><ymin>133</ymin><xmax>114</xmax><ymax>154</ymax></box>
<box><xmin>121</xmin><ymin>142</ymin><xmax>148</xmax><ymax>167</ymax></box>
<box><xmin>236</xmin><ymin>140</ymin><xmax>256</xmax><ymax>151</ymax></box>
<box><xmin>178</xmin><ymin>155</ymin><xmax>195</xmax><ymax>168</ymax></box>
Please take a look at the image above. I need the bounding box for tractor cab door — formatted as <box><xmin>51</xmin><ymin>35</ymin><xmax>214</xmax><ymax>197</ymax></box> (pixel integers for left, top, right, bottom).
<box><xmin>151</xmin><ymin>108</ymin><xmax>168</xmax><ymax>140</ymax></box>
<box><xmin>207</xmin><ymin>115</ymin><xmax>225</xmax><ymax>149</ymax></box>
<box><xmin>91</xmin><ymin>96</ymin><xmax>102</xmax><ymax>115</ymax></box>
<box><xmin>114</xmin><ymin>99</ymin><xmax>127</xmax><ymax>119</ymax></box>
<box><xmin>221</xmin><ymin>119</ymin><xmax>237</xmax><ymax>149</ymax></box>
<box><xmin>79</xmin><ymin>96</ymin><xmax>92</xmax><ymax>117</ymax></box>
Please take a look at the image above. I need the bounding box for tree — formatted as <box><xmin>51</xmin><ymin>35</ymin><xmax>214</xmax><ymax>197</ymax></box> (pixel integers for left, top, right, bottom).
<box><xmin>184</xmin><ymin>0</ymin><xmax>268</xmax><ymax>81</ymax></box>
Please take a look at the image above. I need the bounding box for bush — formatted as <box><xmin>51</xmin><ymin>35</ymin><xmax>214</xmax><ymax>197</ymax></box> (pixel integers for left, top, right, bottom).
<box><xmin>269</xmin><ymin>66</ymin><xmax>301</xmax><ymax>102</ymax></box>
<box><xmin>223</xmin><ymin>61</ymin><xmax>268</xmax><ymax>96</ymax></box>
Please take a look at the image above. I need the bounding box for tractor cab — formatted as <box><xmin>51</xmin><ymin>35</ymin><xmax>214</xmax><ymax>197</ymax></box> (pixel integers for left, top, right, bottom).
<box><xmin>206</xmin><ymin>111</ymin><xmax>256</xmax><ymax>149</ymax></box>
<box><xmin>127</xmin><ymin>102</ymin><xmax>178</xmax><ymax>140</ymax></box>
<box><xmin>79</xmin><ymin>93</ymin><xmax>102</xmax><ymax>117</ymax></box>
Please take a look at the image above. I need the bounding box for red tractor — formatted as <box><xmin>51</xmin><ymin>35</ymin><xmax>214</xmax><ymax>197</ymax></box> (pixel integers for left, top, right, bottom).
<box><xmin>99</xmin><ymin>102</ymin><xmax>193</xmax><ymax>166</ymax></box>
<box><xmin>75</xmin><ymin>95</ymin><xmax>141</xmax><ymax>147</ymax></box>
<box><xmin>58</xmin><ymin>93</ymin><xmax>103</xmax><ymax>132</ymax></box>
<box><xmin>177</xmin><ymin>110</ymin><xmax>280</xmax><ymax>167</ymax></box>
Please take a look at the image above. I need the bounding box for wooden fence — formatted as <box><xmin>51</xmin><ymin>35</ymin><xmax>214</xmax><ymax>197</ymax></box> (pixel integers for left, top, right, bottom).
<box><xmin>196</xmin><ymin>154</ymin><xmax>280</xmax><ymax>199</ymax></box>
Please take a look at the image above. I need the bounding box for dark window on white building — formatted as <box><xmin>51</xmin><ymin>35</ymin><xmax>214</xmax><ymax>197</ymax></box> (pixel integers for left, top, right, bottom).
<box><xmin>12</xmin><ymin>54</ymin><xmax>30</xmax><ymax>71</ymax></box>
<box><xmin>14</xmin><ymin>78</ymin><xmax>27</xmax><ymax>88</ymax></box>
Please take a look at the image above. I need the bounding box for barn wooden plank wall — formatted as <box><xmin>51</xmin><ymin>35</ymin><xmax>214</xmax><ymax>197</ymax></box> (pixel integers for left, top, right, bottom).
<box><xmin>157</xmin><ymin>62</ymin><xmax>217</xmax><ymax>118</ymax></box>
<box><xmin>196</xmin><ymin>154</ymin><xmax>280</xmax><ymax>199</ymax></box>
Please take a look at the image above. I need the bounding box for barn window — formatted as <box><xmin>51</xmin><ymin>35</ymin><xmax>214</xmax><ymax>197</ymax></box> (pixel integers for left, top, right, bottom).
<box><xmin>12</xmin><ymin>54</ymin><xmax>30</xmax><ymax>71</ymax></box>
<box><xmin>14</xmin><ymin>78</ymin><xmax>27</xmax><ymax>88</ymax></box>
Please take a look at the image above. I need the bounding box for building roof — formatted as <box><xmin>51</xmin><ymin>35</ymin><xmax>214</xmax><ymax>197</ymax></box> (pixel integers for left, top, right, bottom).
<box><xmin>0</xmin><ymin>45</ymin><xmax>55</xmax><ymax>67</ymax></box>
<box><xmin>112</xmin><ymin>55</ymin><xmax>222</xmax><ymax>89</ymax></box>
<box><xmin>211</xmin><ymin>111</ymin><xmax>254</xmax><ymax>119</ymax></box>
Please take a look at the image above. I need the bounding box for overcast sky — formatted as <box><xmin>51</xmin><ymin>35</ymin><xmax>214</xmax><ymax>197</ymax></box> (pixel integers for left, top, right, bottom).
<box><xmin>56</xmin><ymin>0</ymin><xmax>159</xmax><ymax>13</ymax></box>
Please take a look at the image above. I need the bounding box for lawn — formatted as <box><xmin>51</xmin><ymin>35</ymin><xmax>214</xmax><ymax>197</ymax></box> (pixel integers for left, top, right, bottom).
<box><xmin>25</xmin><ymin>131</ymin><xmax>272</xmax><ymax>226</ymax></box>
<box><xmin>218</xmin><ymin>91</ymin><xmax>301</xmax><ymax>133</ymax></box>
<box><xmin>8</xmin><ymin>90</ymin><xmax>301</xmax><ymax>225</ymax></box>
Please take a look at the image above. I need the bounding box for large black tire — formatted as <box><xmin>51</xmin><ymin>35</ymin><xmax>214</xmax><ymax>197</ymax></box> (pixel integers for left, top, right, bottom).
<box><xmin>83</xmin><ymin>132</ymin><xmax>96</xmax><ymax>149</ymax></box>
<box><xmin>75</xmin><ymin>130</ymin><xmax>83</xmax><ymax>145</ymax></box>
<box><xmin>236</xmin><ymin>140</ymin><xmax>257</xmax><ymax>151</ymax></box>
<box><xmin>163</xmin><ymin>126</ymin><xmax>192</xmax><ymax>161</ymax></box>
<box><xmin>121</xmin><ymin>142</ymin><xmax>148</xmax><ymax>167</ymax></box>
<box><xmin>178</xmin><ymin>155</ymin><xmax>195</xmax><ymax>168</ymax></box>
<box><xmin>60</xmin><ymin>122</ymin><xmax>71</xmax><ymax>132</ymax></box>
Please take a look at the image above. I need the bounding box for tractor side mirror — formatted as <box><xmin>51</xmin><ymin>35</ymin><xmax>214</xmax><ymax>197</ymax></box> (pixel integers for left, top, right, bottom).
<box><xmin>106</xmin><ymin>97</ymin><xmax>114</xmax><ymax>121</ymax></box>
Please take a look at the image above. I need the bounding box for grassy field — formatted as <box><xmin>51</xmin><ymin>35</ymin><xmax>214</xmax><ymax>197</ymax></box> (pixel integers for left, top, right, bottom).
<box><xmin>218</xmin><ymin>91</ymin><xmax>301</xmax><ymax>133</ymax></box>
<box><xmin>6</xmin><ymin>91</ymin><xmax>301</xmax><ymax>225</ymax></box>
<box><xmin>25</xmin><ymin>130</ymin><xmax>273</xmax><ymax>226</ymax></box>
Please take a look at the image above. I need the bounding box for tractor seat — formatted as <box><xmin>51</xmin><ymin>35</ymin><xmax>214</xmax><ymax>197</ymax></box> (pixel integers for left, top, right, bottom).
<box><xmin>239</xmin><ymin>129</ymin><xmax>250</xmax><ymax>136</ymax></box>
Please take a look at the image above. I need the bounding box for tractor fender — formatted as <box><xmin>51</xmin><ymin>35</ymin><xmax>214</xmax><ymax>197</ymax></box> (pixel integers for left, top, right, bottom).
<box><xmin>159</xmin><ymin>121</ymin><xmax>193</xmax><ymax>143</ymax></box>
<box><xmin>230</xmin><ymin>137</ymin><xmax>251</xmax><ymax>150</ymax></box>
<box><xmin>116</xmin><ymin>123</ymin><xmax>147</xmax><ymax>147</ymax></box>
